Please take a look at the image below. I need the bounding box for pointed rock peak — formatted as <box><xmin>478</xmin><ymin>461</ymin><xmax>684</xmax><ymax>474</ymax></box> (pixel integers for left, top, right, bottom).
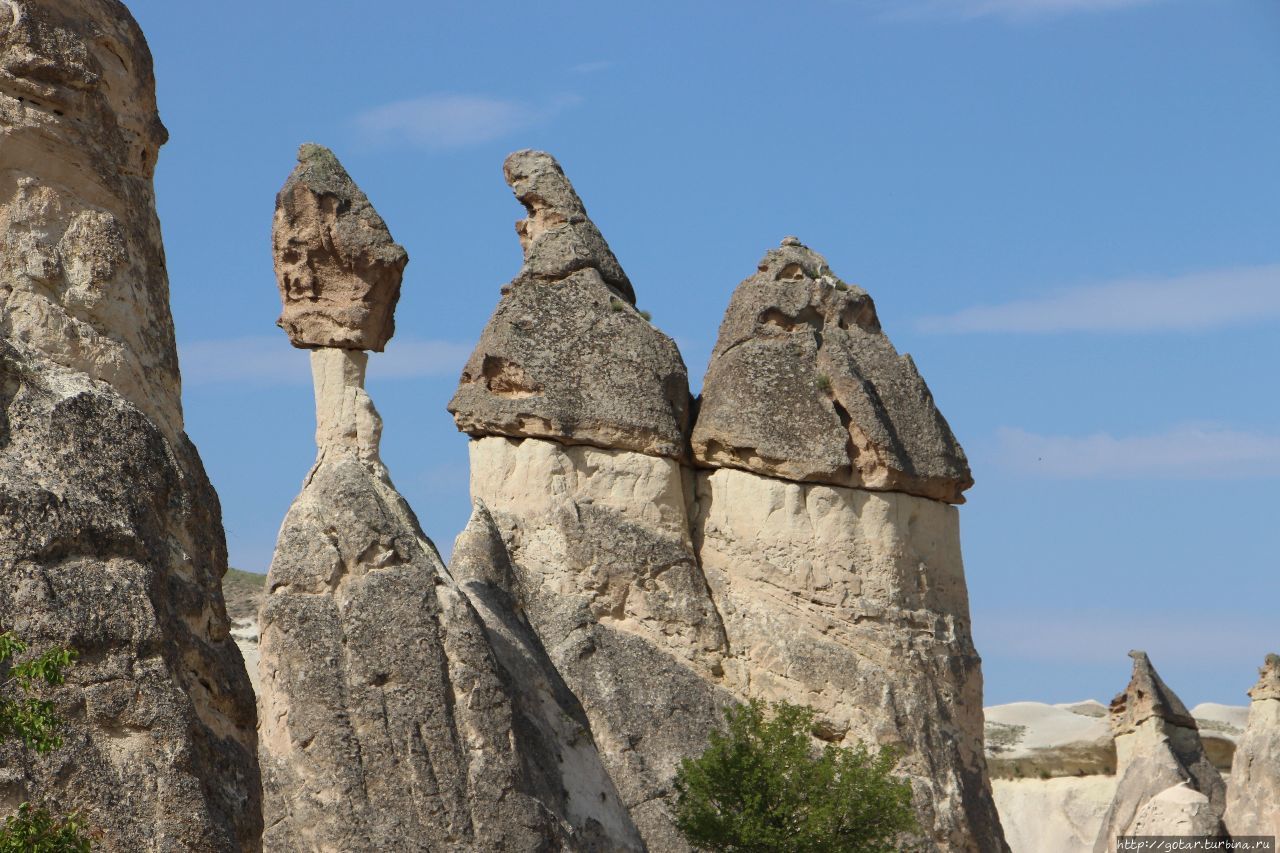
<box><xmin>691</xmin><ymin>238</ymin><xmax>971</xmax><ymax>503</ymax></box>
<box><xmin>502</xmin><ymin>149</ymin><xmax>635</xmax><ymax>303</ymax></box>
<box><xmin>1109</xmin><ymin>651</ymin><xmax>1197</xmax><ymax>735</ymax></box>
<box><xmin>273</xmin><ymin>143</ymin><xmax>408</xmax><ymax>351</ymax></box>
<box><xmin>1249</xmin><ymin>653</ymin><xmax>1280</xmax><ymax>702</ymax></box>
<box><xmin>450</xmin><ymin>500</ymin><xmax>519</xmax><ymax>594</ymax></box>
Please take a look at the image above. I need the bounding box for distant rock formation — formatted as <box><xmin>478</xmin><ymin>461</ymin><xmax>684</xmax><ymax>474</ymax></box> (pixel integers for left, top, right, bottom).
<box><xmin>258</xmin><ymin>146</ymin><xmax>632</xmax><ymax>852</ymax></box>
<box><xmin>452</xmin><ymin>150</ymin><xmax>733</xmax><ymax>851</ymax></box>
<box><xmin>0</xmin><ymin>2</ymin><xmax>261</xmax><ymax>849</ymax></box>
<box><xmin>272</xmin><ymin>143</ymin><xmax>408</xmax><ymax>351</ymax></box>
<box><xmin>692</xmin><ymin>239</ymin><xmax>1004</xmax><ymax>851</ymax></box>
<box><xmin>1225</xmin><ymin>653</ymin><xmax>1280</xmax><ymax>837</ymax></box>
<box><xmin>1093</xmin><ymin>652</ymin><xmax>1226</xmax><ymax>851</ymax></box>
<box><xmin>452</xmin><ymin>151</ymin><xmax>1004</xmax><ymax>851</ymax></box>
<box><xmin>691</xmin><ymin>237</ymin><xmax>972</xmax><ymax>504</ymax></box>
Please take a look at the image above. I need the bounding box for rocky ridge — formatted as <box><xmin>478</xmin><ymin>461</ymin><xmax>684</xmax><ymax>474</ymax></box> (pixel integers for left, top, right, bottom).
<box><xmin>1225</xmin><ymin>653</ymin><xmax>1280</xmax><ymax>837</ymax></box>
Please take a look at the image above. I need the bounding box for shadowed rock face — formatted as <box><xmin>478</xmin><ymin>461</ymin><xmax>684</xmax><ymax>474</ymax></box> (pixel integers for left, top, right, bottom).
<box><xmin>1225</xmin><ymin>654</ymin><xmax>1280</xmax><ymax>837</ymax></box>
<box><xmin>691</xmin><ymin>237</ymin><xmax>973</xmax><ymax>504</ymax></box>
<box><xmin>449</xmin><ymin>150</ymin><xmax>690</xmax><ymax>460</ymax></box>
<box><xmin>0</xmin><ymin>2</ymin><xmax>260</xmax><ymax>849</ymax></box>
<box><xmin>273</xmin><ymin>144</ymin><xmax>407</xmax><ymax>351</ymax></box>
<box><xmin>1093</xmin><ymin>652</ymin><xmax>1225</xmax><ymax>851</ymax></box>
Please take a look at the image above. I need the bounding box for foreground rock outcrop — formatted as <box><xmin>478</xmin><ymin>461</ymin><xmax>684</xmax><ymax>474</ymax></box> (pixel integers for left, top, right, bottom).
<box><xmin>259</xmin><ymin>147</ymin><xmax>638</xmax><ymax>852</ymax></box>
<box><xmin>1225</xmin><ymin>653</ymin><xmax>1280</xmax><ymax>837</ymax></box>
<box><xmin>1093</xmin><ymin>652</ymin><xmax>1225</xmax><ymax>851</ymax></box>
<box><xmin>453</xmin><ymin>151</ymin><xmax>1004</xmax><ymax>851</ymax></box>
<box><xmin>0</xmin><ymin>1</ymin><xmax>260</xmax><ymax>849</ymax></box>
<box><xmin>691</xmin><ymin>240</ymin><xmax>1004</xmax><ymax>851</ymax></box>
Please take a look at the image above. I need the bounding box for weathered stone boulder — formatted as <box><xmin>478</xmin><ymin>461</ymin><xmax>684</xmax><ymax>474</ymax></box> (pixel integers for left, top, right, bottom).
<box><xmin>1225</xmin><ymin>653</ymin><xmax>1280</xmax><ymax>837</ymax></box>
<box><xmin>449</xmin><ymin>151</ymin><xmax>689</xmax><ymax>459</ymax></box>
<box><xmin>0</xmin><ymin>2</ymin><xmax>260</xmax><ymax>849</ymax></box>
<box><xmin>1093</xmin><ymin>652</ymin><xmax>1226</xmax><ymax>851</ymax></box>
<box><xmin>273</xmin><ymin>144</ymin><xmax>407</xmax><ymax>351</ymax></box>
<box><xmin>1131</xmin><ymin>783</ymin><xmax>1223</xmax><ymax>836</ymax></box>
<box><xmin>691</xmin><ymin>237</ymin><xmax>972</xmax><ymax>504</ymax></box>
<box><xmin>258</xmin><ymin>350</ymin><xmax>573</xmax><ymax>852</ymax></box>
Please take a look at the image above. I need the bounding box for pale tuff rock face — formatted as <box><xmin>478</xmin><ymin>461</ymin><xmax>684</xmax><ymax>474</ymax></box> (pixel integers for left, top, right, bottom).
<box><xmin>449</xmin><ymin>151</ymin><xmax>690</xmax><ymax>459</ymax></box>
<box><xmin>451</xmin><ymin>502</ymin><xmax>647</xmax><ymax>853</ymax></box>
<box><xmin>310</xmin><ymin>348</ymin><xmax>382</xmax><ymax>464</ymax></box>
<box><xmin>691</xmin><ymin>237</ymin><xmax>973</xmax><ymax>504</ymax></box>
<box><xmin>0</xmin><ymin>0</ymin><xmax>181</xmax><ymax>438</ymax></box>
<box><xmin>1093</xmin><ymin>652</ymin><xmax>1226</xmax><ymax>852</ymax></box>
<box><xmin>1225</xmin><ymin>654</ymin><xmax>1280</xmax><ymax>837</ymax></box>
<box><xmin>468</xmin><ymin>436</ymin><xmax>735</xmax><ymax>852</ymax></box>
<box><xmin>273</xmin><ymin>143</ymin><xmax>407</xmax><ymax>351</ymax></box>
<box><xmin>0</xmin><ymin>2</ymin><xmax>260</xmax><ymax>849</ymax></box>
<box><xmin>693</xmin><ymin>466</ymin><xmax>1007</xmax><ymax>851</ymax></box>
<box><xmin>1131</xmin><ymin>783</ymin><xmax>1223</xmax><ymax>837</ymax></box>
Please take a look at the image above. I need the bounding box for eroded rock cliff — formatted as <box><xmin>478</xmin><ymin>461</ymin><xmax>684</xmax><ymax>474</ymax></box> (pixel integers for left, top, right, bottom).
<box><xmin>0</xmin><ymin>1</ymin><xmax>260</xmax><ymax>849</ymax></box>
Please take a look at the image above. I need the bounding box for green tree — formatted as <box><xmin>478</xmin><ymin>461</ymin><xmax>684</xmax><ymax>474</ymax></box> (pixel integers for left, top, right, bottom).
<box><xmin>674</xmin><ymin>699</ymin><xmax>917</xmax><ymax>853</ymax></box>
<box><xmin>0</xmin><ymin>631</ymin><xmax>92</xmax><ymax>851</ymax></box>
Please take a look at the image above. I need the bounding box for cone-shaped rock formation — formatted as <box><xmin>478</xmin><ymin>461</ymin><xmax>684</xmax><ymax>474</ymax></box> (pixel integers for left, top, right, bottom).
<box><xmin>1093</xmin><ymin>652</ymin><xmax>1226</xmax><ymax>850</ymax></box>
<box><xmin>259</xmin><ymin>147</ymin><xmax>635</xmax><ymax>852</ymax></box>
<box><xmin>691</xmin><ymin>238</ymin><xmax>1004</xmax><ymax>851</ymax></box>
<box><xmin>0</xmin><ymin>2</ymin><xmax>260</xmax><ymax>848</ymax></box>
<box><xmin>1225</xmin><ymin>653</ymin><xmax>1280</xmax><ymax>837</ymax></box>
<box><xmin>449</xmin><ymin>150</ymin><xmax>689</xmax><ymax>460</ymax></box>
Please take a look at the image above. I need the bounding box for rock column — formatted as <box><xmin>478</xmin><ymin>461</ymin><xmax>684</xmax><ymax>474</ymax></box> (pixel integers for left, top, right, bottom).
<box><xmin>1224</xmin><ymin>653</ymin><xmax>1280</xmax><ymax>837</ymax></box>
<box><xmin>690</xmin><ymin>238</ymin><xmax>1005</xmax><ymax>852</ymax></box>
<box><xmin>258</xmin><ymin>145</ymin><xmax>637</xmax><ymax>851</ymax></box>
<box><xmin>0</xmin><ymin>2</ymin><xmax>260</xmax><ymax>849</ymax></box>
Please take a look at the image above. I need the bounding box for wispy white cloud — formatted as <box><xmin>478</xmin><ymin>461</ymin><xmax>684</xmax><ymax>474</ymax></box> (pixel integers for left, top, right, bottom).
<box><xmin>995</xmin><ymin>423</ymin><xmax>1280</xmax><ymax>479</ymax></box>
<box><xmin>180</xmin><ymin>336</ymin><xmax>471</xmax><ymax>386</ymax></box>
<box><xmin>354</xmin><ymin>93</ymin><xmax>581</xmax><ymax>149</ymax></box>
<box><xmin>918</xmin><ymin>264</ymin><xmax>1280</xmax><ymax>334</ymax></box>
<box><xmin>571</xmin><ymin>60</ymin><xmax>615</xmax><ymax>74</ymax></box>
<box><xmin>887</xmin><ymin>0</ymin><xmax>1165</xmax><ymax>21</ymax></box>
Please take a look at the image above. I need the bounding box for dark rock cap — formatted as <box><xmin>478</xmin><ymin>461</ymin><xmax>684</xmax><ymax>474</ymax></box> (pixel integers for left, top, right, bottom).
<box><xmin>691</xmin><ymin>238</ymin><xmax>973</xmax><ymax>503</ymax></box>
<box><xmin>1109</xmin><ymin>650</ymin><xmax>1198</xmax><ymax>735</ymax></box>
<box><xmin>1249</xmin><ymin>653</ymin><xmax>1280</xmax><ymax>702</ymax></box>
<box><xmin>273</xmin><ymin>143</ymin><xmax>408</xmax><ymax>351</ymax></box>
<box><xmin>449</xmin><ymin>152</ymin><xmax>689</xmax><ymax>459</ymax></box>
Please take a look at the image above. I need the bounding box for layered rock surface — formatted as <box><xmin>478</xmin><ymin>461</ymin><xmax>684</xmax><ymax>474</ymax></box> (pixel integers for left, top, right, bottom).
<box><xmin>1093</xmin><ymin>652</ymin><xmax>1226</xmax><ymax>851</ymax></box>
<box><xmin>1225</xmin><ymin>653</ymin><xmax>1280</xmax><ymax>837</ymax></box>
<box><xmin>273</xmin><ymin>143</ymin><xmax>408</xmax><ymax>351</ymax></box>
<box><xmin>0</xmin><ymin>2</ymin><xmax>260</xmax><ymax>849</ymax></box>
<box><xmin>691</xmin><ymin>238</ymin><xmax>972</xmax><ymax>504</ymax></box>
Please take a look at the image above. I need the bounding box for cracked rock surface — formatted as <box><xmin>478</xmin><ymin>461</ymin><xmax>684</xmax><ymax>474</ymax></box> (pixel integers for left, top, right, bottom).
<box><xmin>691</xmin><ymin>238</ymin><xmax>972</xmax><ymax>504</ymax></box>
<box><xmin>449</xmin><ymin>150</ymin><xmax>690</xmax><ymax>460</ymax></box>
<box><xmin>0</xmin><ymin>2</ymin><xmax>261</xmax><ymax>849</ymax></box>
<box><xmin>1225</xmin><ymin>654</ymin><xmax>1280</xmax><ymax>837</ymax></box>
<box><xmin>273</xmin><ymin>143</ymin><xmax>407</xmax><ymax>351</ymax></box>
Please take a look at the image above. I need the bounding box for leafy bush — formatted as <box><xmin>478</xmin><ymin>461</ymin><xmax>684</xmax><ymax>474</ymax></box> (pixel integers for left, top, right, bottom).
<box><xmin>0</xmin><ymin>631</ymin><xmax>93</xmax><ymax>850</ymax></box>
<box><xmin>674</xmin><ymin>699</ymin><xmax>917</xmax><ymax>853</ymax></box>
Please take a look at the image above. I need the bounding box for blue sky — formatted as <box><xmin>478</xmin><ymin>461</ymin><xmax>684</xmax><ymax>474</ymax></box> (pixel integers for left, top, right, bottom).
<box><xmin>127</xmin><ymin>0</ymin><xmax>1280</xmax><ymax>706</ymax></box>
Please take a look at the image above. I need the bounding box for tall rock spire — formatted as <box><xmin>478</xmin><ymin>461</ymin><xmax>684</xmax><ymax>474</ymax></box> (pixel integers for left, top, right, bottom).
<box><xmin>0</xmin><ymin>1</ymin><xmax>260</xmax><ymax>848</ymax></box>
<box><xmin>1093</xmin><ymin>651</ymin><xmax>1226</xmax><ymax>849</ymax></box>
<box><xmin>1224</xmin><ymin>653</ymin><xmax>1280</xmax><ymax>837</ymax></box>
<box><xmin>258</xmin><ymin>145</ymin><xmax>637</xmax><ymax>852</ymax></box>
<box><xmin>451</xmin><ymin>150</ymin><xmax>732</xmax><ymax>850</ymax></box>
<box><xmin>690</xmin><ymin>238</ymin><xmax>1004</xmax><ymax>851</ymax></box>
